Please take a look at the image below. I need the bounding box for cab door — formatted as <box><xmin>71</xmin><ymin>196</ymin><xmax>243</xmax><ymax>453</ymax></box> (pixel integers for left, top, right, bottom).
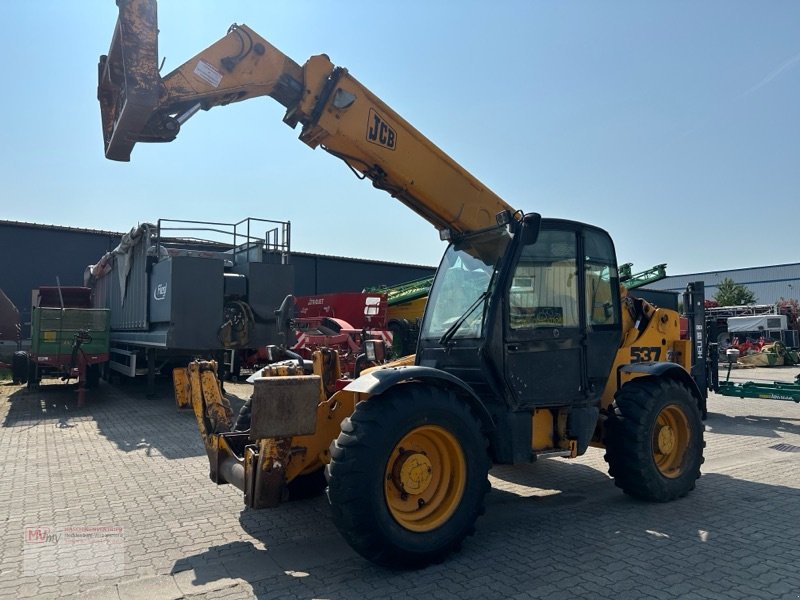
<box><xmin>503</xmin><ymin>226</ymin><xmax>584</xmax><ymax>409</ymax></box>
<box><xmin>502</xmin><ymin>223</ymin><xmax>622</xmax><ymax>410</ymax></box>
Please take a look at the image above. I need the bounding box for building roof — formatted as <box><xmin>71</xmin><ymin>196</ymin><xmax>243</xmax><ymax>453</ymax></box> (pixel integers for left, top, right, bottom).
<box><xmin>0</xmin><ymin>219</ymin><xmax>123</xmax><ymax>237</ymax></box>
<box><xmin>645</xmin><ymin>263</ymin><xmax>800</xmax><ymax>305</ymax></box>
<box><xmin>0</xmin><ymin>219</ymin><xmax>435</xmax><ymax>269</ymax></box>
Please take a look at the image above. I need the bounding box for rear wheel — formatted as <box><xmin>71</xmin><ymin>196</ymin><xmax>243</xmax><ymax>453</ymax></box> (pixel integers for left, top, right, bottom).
<box><xmin>85</xmin><ymin>364</ymin><xmax>101</xmax><ymax>389</ymax></box>
<box><xmin>604</xmin><ymin>377</ymin><xmax>704</xmax><ymax>501</ymax></box>
<box><xmin>326</xmin><ymin>384</ymin><xmax>490</xmax><ymax>567</ymax></box>
<box><xmin>26</xmin><ymin>361</ymin><xmax>40</xmax><ymax>390</ymax></box>
<box><xmin>11</xmin><ymin>352</ymin><xmax>28</xmax><ymax>385</ymax></box>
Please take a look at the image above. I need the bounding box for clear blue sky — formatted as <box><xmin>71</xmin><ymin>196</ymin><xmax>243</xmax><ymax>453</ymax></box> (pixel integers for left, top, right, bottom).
<box><xmin>1</xmin><ymin>1</ymin><xmax>798</xmax><ymax>276</ymax></box>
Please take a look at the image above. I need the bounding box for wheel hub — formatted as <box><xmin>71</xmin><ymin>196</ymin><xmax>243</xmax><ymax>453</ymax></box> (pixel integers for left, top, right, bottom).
<box><xmin>656</xmin><ymin>424</ymin><xmax>675</xmax><ymax>454</ymax></box>
<box><xmin>652</xmin><ymin>404</ymin><xmax>691</xmax><ymax>478</ymax></box>
<box><xmin>393</xmin><ymin>451</ymin><xmax>433</xmax><ymax>495</ymax></box>
<box><xmin>384</xmin><ymin>425</ymin><xmax>467</xmax><ymax>532</ymax></box>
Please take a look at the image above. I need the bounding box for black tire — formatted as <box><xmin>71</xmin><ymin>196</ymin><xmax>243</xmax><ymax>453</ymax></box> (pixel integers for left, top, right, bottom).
<box><xmin>604</xmin><ymin>377</ymin><xmax>704</xmax><ymax>502</ymax></box>
<box><xmin>26</xmin><ymin>360</ymin><xmax>40</xmax><ymax>390</ymax></box>
<box><xmin>233</xmin><ymin>397</ymin><xmax>252</xmax><ymax>432</ymax></box>
<box><xmin>11</xmin><ymin>351</ymin><xmax>28</xmax><ymax>385</ymax></box>
<box><xmin>326</xmin><ymin>384</ymin><xmax>490</xmax><ymax>568</ymax></box>
<box><xmin>85</xmin><ymin>364</ymin><xmax>101</xmax><ymax>389</ymax></box>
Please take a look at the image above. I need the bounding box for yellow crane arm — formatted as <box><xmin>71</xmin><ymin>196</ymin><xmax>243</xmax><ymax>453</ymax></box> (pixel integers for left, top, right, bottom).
<box><xmin>98</xmin><ymin>0</ymin><xmax>516</xmax><ymax>234</ymax></box>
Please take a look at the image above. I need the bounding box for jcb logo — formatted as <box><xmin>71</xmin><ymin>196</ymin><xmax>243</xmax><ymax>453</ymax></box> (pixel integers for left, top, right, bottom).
<box><xmin>366</xmin><ymin>109</ymin><xmax>396</xmax><ymax>150</ymax></box>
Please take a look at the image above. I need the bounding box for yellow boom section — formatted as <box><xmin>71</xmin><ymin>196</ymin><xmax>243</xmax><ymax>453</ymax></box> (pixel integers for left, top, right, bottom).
<box><xmin>98</xmin><ymin>0</ymin><xmax>516</xmax><ymax>234</ymax></box>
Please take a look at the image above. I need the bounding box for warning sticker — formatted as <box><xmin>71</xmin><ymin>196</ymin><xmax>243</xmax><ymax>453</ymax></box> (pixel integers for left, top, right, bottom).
<box><xmin>194</xmin><ymin>60</ymin><xmax>223</xmax><ymax>88</ymax></box>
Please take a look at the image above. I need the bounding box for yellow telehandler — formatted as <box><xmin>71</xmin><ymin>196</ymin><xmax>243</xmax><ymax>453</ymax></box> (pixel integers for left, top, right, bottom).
<box><xmin>99</xmin><ymin>0</ymin><xmax>713</xmax><ymax>567</ymax></box>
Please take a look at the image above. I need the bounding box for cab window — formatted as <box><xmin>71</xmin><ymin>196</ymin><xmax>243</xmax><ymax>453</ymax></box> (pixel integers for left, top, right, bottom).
<box><xmin>584</xmin><ymin>229</ymin><xmax>619</xmax><ymax>327</ymax></box>
<box><xmin>508</xmin><ymin>230</ymin><xmax>578</xmax><ymax>330</ymax></box>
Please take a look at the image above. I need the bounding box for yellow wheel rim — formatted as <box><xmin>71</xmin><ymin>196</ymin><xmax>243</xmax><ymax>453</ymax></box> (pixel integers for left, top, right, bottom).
<box><xmin>652</xmin><ymin>404</ymin><xmax>690</xmax><ymax>478</ymax></box>
<box><xmin>384</xmin><ymin>425</ymin><xmax>466</xmax><ymax>532</ymax></box>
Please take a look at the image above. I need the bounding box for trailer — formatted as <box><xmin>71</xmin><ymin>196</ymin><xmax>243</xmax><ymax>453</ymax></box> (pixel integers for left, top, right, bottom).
<box><xmin>717</xmin><ymin>350</ymin><xmax>800</xmax><ymax>404</ymax></box>
<box><xmin>17</xmin><ymin>287</ymin><xmax>110</xmax><ymax>405</ymax></box>
<box><xmin>85</xmin><ymin>218</ymin><xmax>293</xmax><ymax>393</ymax></box>
<box><xmin>718</xmin><ymin>378</ymin><xmax>800</xmax><ymax>403</ymax></box>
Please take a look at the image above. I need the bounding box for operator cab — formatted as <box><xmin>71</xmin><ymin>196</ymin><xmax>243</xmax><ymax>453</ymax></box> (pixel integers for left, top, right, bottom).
<box><xmin>417</xmin><ymin>214</ymin><xmax>622</xmax><ymax>413</ymax></box>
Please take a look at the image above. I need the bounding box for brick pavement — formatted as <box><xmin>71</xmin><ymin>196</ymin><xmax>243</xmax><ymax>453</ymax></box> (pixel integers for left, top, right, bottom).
<box><xmin>0</xmin><ymin>366</ymin><xmax>798</xmax><ymax>600</ymax></box>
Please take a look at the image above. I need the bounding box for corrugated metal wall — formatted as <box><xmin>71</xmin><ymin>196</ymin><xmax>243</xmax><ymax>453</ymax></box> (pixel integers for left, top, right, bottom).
<box><xmin>0</xmin><ymin>221</ymin><xmax>435</xmax><ymax>336</ymax></box>
<box><xmin>645</xmin><ymin>263</ymin><xmax>800</xmax><ymax>305</ymax></box>
<box><xmin>93</xmin><ymin>234</ymin><xmax>151</xmax><ymax>330</ymax></box>
<box><xmin>0</xmin><ymin>223</ymin><xmax>118</xmax><ymax>336</ymax></box>
<box><xmin>291</xmin><ymin>253</ymin><xmax>435</xmax><ymax>296</ymax></box>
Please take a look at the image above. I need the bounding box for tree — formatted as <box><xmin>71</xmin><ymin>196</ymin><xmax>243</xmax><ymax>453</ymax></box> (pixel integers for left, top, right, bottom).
<box><xmin>713</xmin><ymin>278</ymin><xmax>757</xmax><ymax>306</ymax></box>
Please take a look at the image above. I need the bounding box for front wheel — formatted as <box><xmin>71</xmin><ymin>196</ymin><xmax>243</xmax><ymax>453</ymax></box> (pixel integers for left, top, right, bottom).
<box><xmin>604</xmin><ymin>377</ymin><xmax>704</xmax><ymax>502</ymax></box>
<box><xmin>326</xmin><ymin>384</ymin><xmax>490</xmax><ymax>567</ymax></box>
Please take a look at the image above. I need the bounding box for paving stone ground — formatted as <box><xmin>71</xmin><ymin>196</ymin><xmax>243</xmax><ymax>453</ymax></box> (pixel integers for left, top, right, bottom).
<box><xmin>0</xmin><ymin>365</ymin><xmax>798</xmax><ymax>600</ymax></box>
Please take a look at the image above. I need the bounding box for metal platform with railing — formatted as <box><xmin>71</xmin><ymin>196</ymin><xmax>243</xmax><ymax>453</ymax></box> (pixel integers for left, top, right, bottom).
<box><xmin>86</xmin><ymin>217</ymin><xmax>294</xmax><ymax>391</ymax></box>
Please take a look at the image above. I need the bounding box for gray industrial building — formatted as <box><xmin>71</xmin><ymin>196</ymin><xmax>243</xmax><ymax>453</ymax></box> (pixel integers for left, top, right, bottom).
<box><xmin>645</xmin><ymin>263</ymin><xmax>800</xmax><ymax>306</ymax></box>
<box><xmin>0</xmin><ymin>220</ymin><xmax>435</xmax><ymax>336</ymax></box>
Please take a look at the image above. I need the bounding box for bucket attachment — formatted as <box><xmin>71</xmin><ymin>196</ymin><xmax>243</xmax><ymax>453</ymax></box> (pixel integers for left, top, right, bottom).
<box><xmin>97</xmin><ymin>0</ymin><xmax>174</xmax><ymax>161</ymax></box>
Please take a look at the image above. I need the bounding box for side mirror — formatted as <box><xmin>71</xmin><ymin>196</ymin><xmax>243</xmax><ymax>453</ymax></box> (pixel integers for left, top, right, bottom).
<box><xmin>520</xmin><ymin>213</ymin><xmax>542</xmax><ymax>245</ymax></box>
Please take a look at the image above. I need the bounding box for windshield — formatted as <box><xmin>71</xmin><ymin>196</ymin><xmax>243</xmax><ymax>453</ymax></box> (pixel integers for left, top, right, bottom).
<box><xmin>420</xmin><ymin>228</ymin><xmax>511</xmax><ymax>341</ymax></box>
